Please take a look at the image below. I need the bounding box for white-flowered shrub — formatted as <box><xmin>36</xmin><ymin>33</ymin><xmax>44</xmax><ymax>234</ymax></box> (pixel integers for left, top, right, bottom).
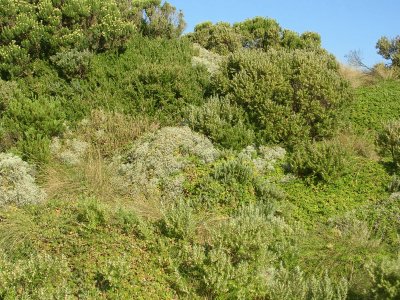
<box><xmin>0</xmin><ymin>153</ymin><xmax>45</xmax><ymax>206</ymax></box>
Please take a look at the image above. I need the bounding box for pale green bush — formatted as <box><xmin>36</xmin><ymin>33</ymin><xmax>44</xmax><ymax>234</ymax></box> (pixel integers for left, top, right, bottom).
<box><xmin>192</xmin><ymin>44</ymin><xmax>222</xmax><ymax>74</ymax></box>
<box><xmin>367</xmin><ymin>255</ymin><xmax>400</xmax><ymax>299</ymax></box>
<box><xmin>115</xmin><ymin>126</ymin><xmax>219</xmax><ymax>199</ymax></box>
<box><xmin>186</xmin><ymin>96</ymin><xmax>255</xmax><ymax>150</ymax></box>
<box><xmin>50</xmin><ymin>137</ymin><xmax>89</xmax><ymax>166</ymax></box>
<box><xmin>268</xmin><ymin>267</ymin><xmax>348</xmax><ymax>300</ymax></box>
<box><xmin>0</xmin><ymin>153</ymin><xmax>45</xmax><ymax>206</ymax></box>
<box><xmin>0</xmin><ymin>252</ymin><xmax>72</xmax><ymax>299</ymax></box>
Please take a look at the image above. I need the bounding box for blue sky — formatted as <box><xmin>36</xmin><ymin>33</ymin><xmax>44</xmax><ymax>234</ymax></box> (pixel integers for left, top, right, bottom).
<box><xmin>168</xmin><ymin>0</ymin><xmax>399</xmax><ymax>67</ymax></box>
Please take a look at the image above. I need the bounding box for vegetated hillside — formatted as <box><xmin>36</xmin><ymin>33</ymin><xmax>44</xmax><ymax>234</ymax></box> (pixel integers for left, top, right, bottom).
<box><xmin>0</xmin><ymin>1</ymin><xmax>400</xmax><ymax>299</ymax></box>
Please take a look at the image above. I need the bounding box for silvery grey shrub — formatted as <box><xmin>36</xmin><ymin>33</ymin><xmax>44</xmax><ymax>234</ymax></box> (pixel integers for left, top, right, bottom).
<box><xmin>115</xmin><ymin>126</ymin><xmax>219</xmax><ymax>199</ymax></box>
<box><xmin>0</xmin><ymin>153</ymin><xmax>46</xmax><ymax>206</ymax></box>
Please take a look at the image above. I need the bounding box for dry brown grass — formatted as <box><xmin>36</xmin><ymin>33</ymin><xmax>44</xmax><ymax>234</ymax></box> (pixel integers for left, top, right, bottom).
<box><xmin>42</xmin><ymin>109</ymin><xmax>159</xmax><ymax>204</ymax></box>
<box><xmin>339</xmin><ymin>64</ymin><xmax>374</xmax><ymax>88</ymax></box>
<box><xmin>335</xmin><ymin>131</ymin><xmax>379</xmax><ymax>160</ymax></box>
<box><xmin>371</xmin><ymin>63</ymin><xmax>400</xmax><ymax>81</ymax></box>
<box><xmin>76</xmin><ymin>109</ymin><xmax>159</xmax><ymax>157</ymax></box>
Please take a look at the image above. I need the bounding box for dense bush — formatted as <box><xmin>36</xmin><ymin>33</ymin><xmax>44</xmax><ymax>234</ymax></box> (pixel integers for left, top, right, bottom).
<box><xmin>0</xmin><ymin>0</ymin><xmax>185</xmax><ymax>79</ymax></box>
<box><xmin>290</xmin><ymin>140</ymin><xmax>349</xmax><ymax>183</ymax></box>
<box><xmin>213</xmin><ymin>49</ymin><xmax>351</xmax><ymax>146</ymax></box>
<box><xmin>186</xmin><ymin>96</ymin><xmax>255</xmax><ymax>150</ymax></box>
<box><xmin>188</xmin><ymin>21</ymin><xmax>243</xmax><ymax>55</ymax></box>
<box><xmin>368</xmin><ymin>255</ymin><xmax>400</xmax><ymax>299</ymax></box>
<box><xmin>188</xmin><ymin>17</ymin><xmax>322</xmax><ymax>55</ymax></box>
<box><xmin>0</xmin><ymin>153</ymin><xmax>45</xmax><ymax>206</ymax></box>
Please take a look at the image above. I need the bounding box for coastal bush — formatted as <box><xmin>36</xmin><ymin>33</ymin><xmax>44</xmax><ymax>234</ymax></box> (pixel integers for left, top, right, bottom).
<box><xmin>186</xmin><ymin>96</ymin><xmax>255</xmax><ymax>150</ymax></box>
<box><xmin>290</xmin><ymin>140</ymin><xmax>349</xmax><ymax>183</ymax></box>
<box><xmin>0</xmin><ymin>153</ymin><xmax>45</xmax><ymax>206</ymax></box>
<box><xmin>115</xmin><ymin>126</ymin><xmax>218</xmax><ymax>200</ymax></box>
<box><xmin>213</xmin><ymin>48</ymin><xmax>351</xmax><ymax>146</ymax></box>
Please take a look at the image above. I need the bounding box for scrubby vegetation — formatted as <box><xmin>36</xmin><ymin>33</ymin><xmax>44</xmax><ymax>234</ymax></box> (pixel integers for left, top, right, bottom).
<box><xmin>0</xmin><ymin>1</ymin><xmax>399</xmax><ymax>298</ymax></box>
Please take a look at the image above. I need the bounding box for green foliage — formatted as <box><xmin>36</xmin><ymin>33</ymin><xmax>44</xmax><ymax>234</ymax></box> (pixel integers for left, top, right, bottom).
<box><xmin>0</xmin><ymin>153</ymin><xmax>45</xmax><ymax>206</ymax></box>
<box><xmin>0</xmin><ymin>252</ymin><xmax>72</xmax><ymax>299</ymax></box>
<box><xmin>345</xmin><ymin>80</ymin><xmax>400</xmax><ymax>134</ymax></box>
<box><xmin>376</xmin><ymin>35</ymin><xmax>400</xmax><ymax>67</ymax></box>
<box><xmin>139</xmin><ymin>2</ymin><xmax>186</xmax><ymax>39</ymax></box>
<box><xmin>50</xmin><ymin>49</ymin><xmax>93</xmax><ymax>79</ymax></box>
<box><xmin>186</xmin><ymin>96</ymin><xmax>255</xmax><ymax>150</ymax></box>
<box><xmin>268</xmin><ymin>267</ymin><xmax>348</xmax><ymax>300</ymax></box>
<box><xmin>0</xmin><ymin>199</ymin><xmax>175</xmax><ymax>298</ymax></box>
<box><xmin>368</xmin><ymin>255</ymin><xmax>400</xmax><ymax>299</ymax></box>
<box><xmin>213</xmin><ymin>49</ymin><xmax>351</xmax><ymax>146</ymax></box>
<box><xmin>1</xmin><ymin>95</ymin><xmax>66</xmax><ymax>162</ymax></box>
<box><xmin>188</xmin><ymin>17</ymin><xmax>322</xmax><ymax>55</ymax></box>
<box><xmin>185</xmin><ymin>148</ymin><xmax>285</xmax><ymax>210</ymax></box>
<box><xmin>290</xmin><ymin>139</ymin><xmax>349</xmax><ymax>183</ymax></box>
<box><xmin>188</xmin><ymin>21</ymin><xmax>242</xmax><ymax>55</ymax></box>
<box><xmin>0</xmin><ymin>0</ymin><xmax>136</xmax><ymax>78</ymax></box>
<box><xmin>378</xmin><ymin>120</ymin><xmax>400</xmax><ymax>168</ymax></box>
<box><xmin>85</xmin><ymin>36</ymin><xmax>210</xmax><ymax>120</ymax></box>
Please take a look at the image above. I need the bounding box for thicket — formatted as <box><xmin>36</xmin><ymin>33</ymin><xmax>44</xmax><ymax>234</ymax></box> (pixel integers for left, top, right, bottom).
<box><xmin>212</xmin><ymin>48</ymin><xmax>351</xmax><ymax>147</ymax></box>
<box><xmin>0</xmin><ymin>2</ymin><xmax>399</xmax><ymax>298</ymax></box>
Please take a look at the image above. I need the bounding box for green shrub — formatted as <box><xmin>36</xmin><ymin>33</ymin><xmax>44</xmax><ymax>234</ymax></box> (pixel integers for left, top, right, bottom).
<box><xmin>50</xmin><ymin>49</ymin><xmax>93</xmax><ymax>79</ymax></box>
<box><xmin>0</xmin><ymin>252</ymin><xmax>72</xmax><ymax>299</ymax></box>
<box><xmin>84</xmin><ymin>36</ymin><xmax>210</xmax><ymax>120</ymax></box>
<box><xmin>0</xmin><ymin>0</ymin><xmax>135</xmax><ymax>78</ymax></box>
<box><xmin>188</xmin><ymin>21</ymin><xmax>242</xmax><ymax>55</ymax></box>
<box><xmin>345</xmin><ymin>81</ymin><xmax>400</xmax><ymax>134</ymax></box>
<box><xmin>368</xmin><ymin>255</ymin><xmax>400</xmax><ymax>299</ymax></box>
<box><xmin>0</xmin><ymin>153</ymin><xmax>45</xmax><ymax>207</ymax></box>
<box><xmin>378</xmin><ymin>120</ymin><xmax>400</xmax><ymax>168</ymax></box>
<box><xmin>1</xmin><ymin>95</ymin><xmax>66</xmax><ymax>162</ymax></box>
<box><xmin>185</xmin><ymin>149</ymin><xmax>284</xmax><ymax>210</ymax></box>
<box><xmin>213</xmin><ymin>49</ymin><xmax>351</xmax><ymax>146</ymax></box>
<box><xmin>186</xmin><ymin>96</ymin><xmax>255</xmax><ymax>150</ymax></box>
<box><xmin>290</xmin><ymin>140</ymin><xmax>349</xmax><ymax>183</ymax></box>
<box><xmin>159</xmin><ymin>199</ymin><xmax>197</xmax><ymax>241</ymax></box>
<box><xmin>188</xmin><ymin>17</ymin><xmax>323</xmax><ymax>55</ymax></box>
<box><xmin>268</xmin><ymin>267</ymin><xmax>348</xmax><ymax>300</ymax></box>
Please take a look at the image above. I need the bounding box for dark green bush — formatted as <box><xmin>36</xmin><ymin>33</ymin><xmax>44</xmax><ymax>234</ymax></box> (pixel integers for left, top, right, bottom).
<box><xmin>213</xmin><ymin>49</ymin><xmax>351</xmax><ymax>146</ymax></box>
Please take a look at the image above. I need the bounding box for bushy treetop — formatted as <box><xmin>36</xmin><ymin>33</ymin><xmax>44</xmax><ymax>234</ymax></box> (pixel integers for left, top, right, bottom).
<box><xmin>188</xmin><ymin>17</ymin><xmax>322</xmax><ymax>55</ymax></box>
